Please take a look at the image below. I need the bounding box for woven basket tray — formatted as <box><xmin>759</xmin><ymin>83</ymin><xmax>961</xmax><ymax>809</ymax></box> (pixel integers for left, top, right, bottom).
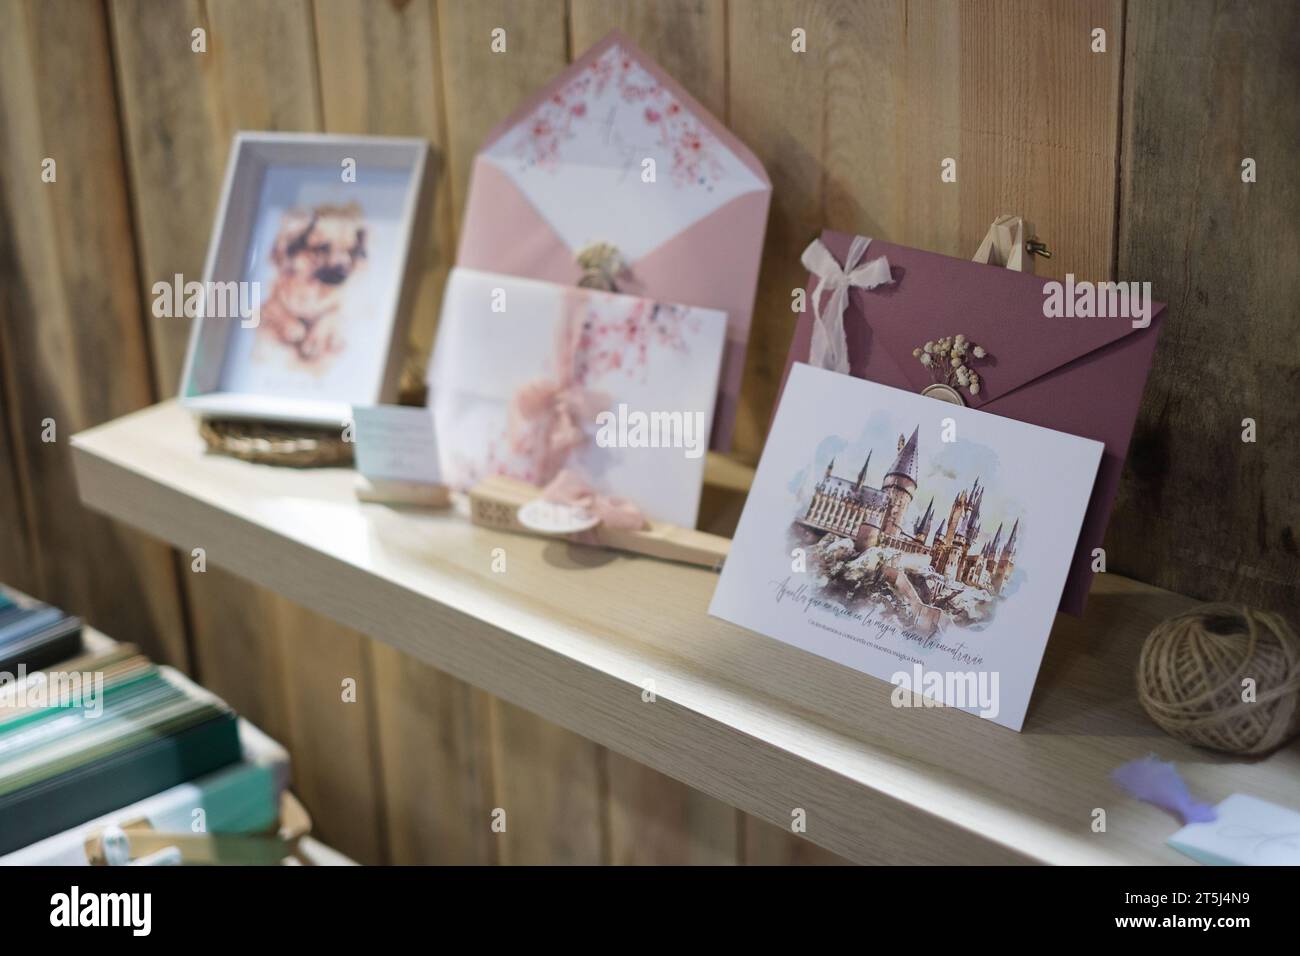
<box><xmin>197</xmin><ymin>363</ymin><xmax>427</xmax><ymax>468</ymax></box>
<box><xmin>199</xmin><ymin>419</ymin><xmax>354</xmax><ymax>468</ymax></box>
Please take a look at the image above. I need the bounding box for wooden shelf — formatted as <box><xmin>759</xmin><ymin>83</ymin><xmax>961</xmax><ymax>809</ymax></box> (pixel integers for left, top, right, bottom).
<box><xmin>72</xmin><ymin>401</ymin><xmax>1299</xmax><ymax>865</ymax></box>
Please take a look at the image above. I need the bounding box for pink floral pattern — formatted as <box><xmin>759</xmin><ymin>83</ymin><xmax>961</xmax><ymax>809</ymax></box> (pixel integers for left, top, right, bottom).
<box><xmin>464</xmin><ymin>293</ymin><xmax>701</xmax><ymax>488</ymax></box>
<box><xmin>570</xmin><ymin>295</ymin><xmax>699</xmax><ymax>383</ymax></box>
<box><xmin>513</xmin><ymin>45</ymin><xmax>726</xmax><ymax>189</ymax></box>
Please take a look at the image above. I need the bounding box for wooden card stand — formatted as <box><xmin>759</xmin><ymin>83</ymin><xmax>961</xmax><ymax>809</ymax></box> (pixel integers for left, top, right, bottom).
<box><xmin>355</xmin><ymin>474</ymin><xmax>450</xmax><ymax>508</ymax></box>
<box><xmin>469</xmin><ymin>475</ymin><xmax>730</xmax><ymax>570</ymax></box>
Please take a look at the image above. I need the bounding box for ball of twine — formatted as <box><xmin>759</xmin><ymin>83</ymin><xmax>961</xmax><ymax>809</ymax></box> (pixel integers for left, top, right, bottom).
<box><xmin>1137</xmin><ymin>603</ymin><xmax>1300</xmax><ymax>755</ymax></box>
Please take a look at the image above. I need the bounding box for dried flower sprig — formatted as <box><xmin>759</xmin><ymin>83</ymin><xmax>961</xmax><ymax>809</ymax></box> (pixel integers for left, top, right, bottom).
<box><xmin>575</xmin><ymin>241</ymin><xmax>626</xmax><ymax>291</ymax></box>
<box><xmin>911</xmin><ymin>334</ymin><xmax>990</xmax><ymax>397</ymax></box>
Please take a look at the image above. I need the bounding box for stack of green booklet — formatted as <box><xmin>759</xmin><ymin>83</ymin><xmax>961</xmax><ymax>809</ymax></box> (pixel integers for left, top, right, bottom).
<box><xmin>0</xmin><ymin>646</ymin><xmax>241</xmax><ymax>854</ymax></box>
<box><xmin>1</xmin><ymin>717</ymin><xmax>288</xmax><ymax>865</ymax></box>
<box><xmin>0</xmin><ymin>588</ymin><xmax>83</xmax><ymax>672</ymax></box>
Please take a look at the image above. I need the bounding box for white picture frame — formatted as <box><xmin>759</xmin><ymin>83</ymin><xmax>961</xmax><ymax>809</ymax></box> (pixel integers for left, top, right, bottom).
<box><xmin>179</xmin><ymin>132</ymin><xmax>431</xmax><ymax>426</ymax></box>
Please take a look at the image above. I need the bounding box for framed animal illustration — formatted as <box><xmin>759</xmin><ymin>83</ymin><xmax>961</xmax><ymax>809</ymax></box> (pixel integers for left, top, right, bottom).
<box><xmin>179</xmin><ymin>132</ymin><xmax>432</xmax><ymax>425</ymax></box>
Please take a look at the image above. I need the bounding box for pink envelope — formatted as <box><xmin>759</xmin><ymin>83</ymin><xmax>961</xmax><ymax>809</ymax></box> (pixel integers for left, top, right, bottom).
<box><xmin>456</xmin><ymin>29</ymin><xmax>771</xmax><ymax>451</ymax></box>
<box><xmin>780</xmin><ymin>229</ymin><xmax>1167</xmax><ymax>616</ymax></box>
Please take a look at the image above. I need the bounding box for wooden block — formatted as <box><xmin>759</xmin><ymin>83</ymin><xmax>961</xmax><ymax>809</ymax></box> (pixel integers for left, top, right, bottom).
<box><xmin>355</xmin><ymin>476</ymin><xmax>451</xmax><ymax>508</ymax></box>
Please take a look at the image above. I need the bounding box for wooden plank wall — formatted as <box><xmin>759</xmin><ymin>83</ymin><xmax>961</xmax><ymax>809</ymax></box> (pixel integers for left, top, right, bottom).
<box><xmin>0</xmin><ymin>0</ymin><xmax>191</xmax><ymax>668</ymax></box>
<box><xmin>0</xmin><ymin>0</ymin><xmax>1293</xmax><ymax>865</ymax></box>
<box><xmin>1107</xmin><ymin>0</ymin><xmax>1300</xmax><ymax>629</ymax></box>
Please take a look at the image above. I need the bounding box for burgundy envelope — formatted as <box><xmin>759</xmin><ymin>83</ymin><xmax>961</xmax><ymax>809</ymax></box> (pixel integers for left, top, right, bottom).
<box><xmin>456</xmin><ymin>29</ymin><xmax>771</xmax><ymax>451</ymax></box>
<box><xmin>781</xmin><ymin>229</ymin><xmax>1166</xmax><ymax>616</ymax></box>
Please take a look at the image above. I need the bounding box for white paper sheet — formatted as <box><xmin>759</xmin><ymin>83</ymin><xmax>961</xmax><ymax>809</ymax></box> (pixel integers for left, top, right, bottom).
<box><xmin>430</xmin><ymin>268</ymin><xmax>727</xmax><ymax>528</ymax></box>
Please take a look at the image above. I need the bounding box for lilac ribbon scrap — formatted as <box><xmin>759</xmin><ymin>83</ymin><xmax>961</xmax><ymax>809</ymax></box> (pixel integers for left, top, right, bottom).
<box><xmin>801</xmin><ymin>235</ymin><xmax>893</xmax><ymax>374</ymax></box>
<box><xmin>1112</xmin><ymin>755</ymin><xmax>1217</xmax><ymax>825</ymax></box>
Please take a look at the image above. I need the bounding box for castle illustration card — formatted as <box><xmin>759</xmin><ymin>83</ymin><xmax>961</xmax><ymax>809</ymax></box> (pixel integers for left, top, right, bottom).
<box><xmin>710</xmin><ymin>363</ymin><xmax>1104</xmax><ymax>730</ymax></box>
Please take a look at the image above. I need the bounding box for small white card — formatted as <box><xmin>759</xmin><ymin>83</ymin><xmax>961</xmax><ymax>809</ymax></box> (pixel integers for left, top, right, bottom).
<box><xmin>1169</xmin><ymin>794</ymin><xmax>1300</xmax><ymax>866</ymax></box>
<box><xmin>350</xmin><ymin>405</ymin><xmax>441</xmax><ymax>484</ymax></box>
<box><xmin>709</xmin><ymin>363</ymin><xmax>1103</xmax><ymax>731</ymax></box>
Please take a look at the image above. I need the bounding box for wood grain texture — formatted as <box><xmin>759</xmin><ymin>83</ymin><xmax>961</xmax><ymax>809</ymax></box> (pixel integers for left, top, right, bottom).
<box><xmin>0</xmin><ymin>319</ymin><xmax>39</xmax><ymax>593</ymax></box>
<box><xmin>489</xmin><ymin>699</ymin><xmax>604</xmax><ymax>865</ymax></box>
<box><xmin>605</xmin><ymin>753</ymin><xmax>739</xmax><ymax>865</ymax></box>
<box><xmin>954</xmin><ymin>0</ymin><xmax>1121</xmax><ymax>282</ymax></box>
<box><xmin>73</xmin><ymin>401</ymin><xmax>1300</xmax><ymax>865</ymax></box>
<box><xmin>1109</xmin><ymin>0</ymin><xmax>1300</xmax><ymax>622</ymax></box>
<box><xmin>0</xmin><ymin>0</ymin><xmax>189</xmax><ymax>666</ymax></box>
<box><xmin>369</xmin><ymin>641</ymin><xmax>498</xmax><ymax>864</ymax></box>
<box><xmin>900</xmin><ymin>0</ymin><xmax>963</xmax><ymax>258</ymax></box>
<box><xmin>743</xmin><ymin>815</ymin><xmax>847</xmax><ymax>865</ymax></box>
<box><xmin>108</xmin><ymin>0</ymin><xmax>226</xmax><ymax>399</ymax></box>
<box><xmin>274</xmin><ymin>601</ymin><xmax>387</xmax><ymax>864</ymax></box>
<box><xmin>205</xmin><ymin>0</ymin><xmax>323</xmax><ymax>131</ymax></box>
<box><xmin>436</xmin><ymin>0</ymin><xmax>569</xmax><ymax>233</ymax></box>
<box><xmin>180</xmin><ymin>564</ymin><xmax>291</xmax><ymax>741</ymax></box>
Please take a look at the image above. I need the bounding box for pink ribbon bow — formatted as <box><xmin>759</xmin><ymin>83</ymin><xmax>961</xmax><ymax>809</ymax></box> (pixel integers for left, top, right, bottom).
<box><xmin>801</xmin><ymin>236</ymin><xmax>893</xmax><ymax>374</ymax></box>
<box><xmin>542</xmin><ymin>470</ymin><xmax>647</xmax><ymax>531</ymax></box>
<box><xmin>507</xmin><ymin>295</ymin><xmax>610</xmax><ymax>482</ymax></box>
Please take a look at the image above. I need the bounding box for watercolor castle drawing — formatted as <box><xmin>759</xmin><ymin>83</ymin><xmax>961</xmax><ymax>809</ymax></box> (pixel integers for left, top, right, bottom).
<box><xmin>792</xmin><ymin>425</ymin><xmax>1023</xmax><ymax>635</ymax></box>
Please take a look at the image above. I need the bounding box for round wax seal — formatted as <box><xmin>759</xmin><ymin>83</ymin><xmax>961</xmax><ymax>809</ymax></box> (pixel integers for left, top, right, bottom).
<box><xmin>921</xmin><ymin>383</ymin><xmax>966</xmax><ymax>406</ymax></box>
<box><xmin>517</xmin><ymin>497</ymin><xmax>600</xmax><ymax>535</ymax></box>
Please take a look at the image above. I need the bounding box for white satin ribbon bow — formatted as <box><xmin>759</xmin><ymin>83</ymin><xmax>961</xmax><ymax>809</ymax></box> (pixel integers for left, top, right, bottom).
<box><xmin>801</xmin><ymin>236</ymin><xmax>893</xmax><ymax>374</ymax></box>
